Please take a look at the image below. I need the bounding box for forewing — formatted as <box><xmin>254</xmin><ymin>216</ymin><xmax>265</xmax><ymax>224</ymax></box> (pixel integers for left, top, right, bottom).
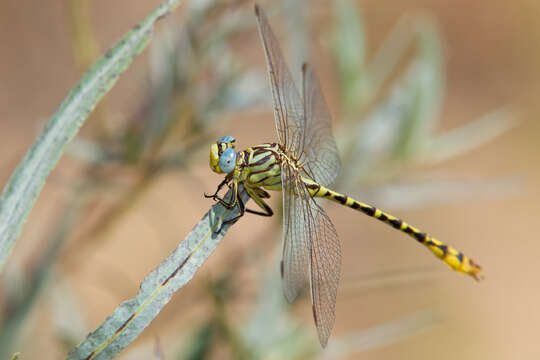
<box><xmin>280</xmin><ymin>164</ymin><xmax>310</xmax><ymax>302</ymax></box>
<box><xmin>254</xmin><ymin>5</ymin><xmax>305</xmax><ymax>155</ymax></box>
<box><xmin>301</xmin><ymin>63</ymin><xmax>341</xmax><ymax>187</ymax></box>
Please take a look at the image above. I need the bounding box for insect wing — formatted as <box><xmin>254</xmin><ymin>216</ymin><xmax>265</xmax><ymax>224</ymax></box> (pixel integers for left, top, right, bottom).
<box><xmin>281</xmin><ymin>164</ymin><xmax>341</xmax><ymax>347</ymax></box>
<box><xmin>306</xmin><ymin>191</ymin><xmax>341</xmax><ymax>347</ymax></box>
<box><xmin>256</xmin><ymin>4</ymin><xmax>342</xmax><ymax>347</ymax></box>
<box><xmin>280</xmin><ymin>165</ymin><xmax>311</xmax><ymax>302</ymax></box>
<box><xmin>254</xmin><ymin>5</ymin><xmax>305</xmax><ymax>157</ymax></box>
<box><xmin>301</xmin><ymin>64</ymin><xmax>341</xmax><ymax>187</ymax></box>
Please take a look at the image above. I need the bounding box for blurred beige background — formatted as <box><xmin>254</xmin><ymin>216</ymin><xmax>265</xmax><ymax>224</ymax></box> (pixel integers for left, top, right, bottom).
<box><xmin>1</xmin><ymin>0</ymin><xmax>539</xmax><ymax>359</ymax></box>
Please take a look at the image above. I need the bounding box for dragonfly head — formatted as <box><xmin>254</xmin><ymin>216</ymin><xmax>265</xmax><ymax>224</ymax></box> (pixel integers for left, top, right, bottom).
<box><xmin>210</xmin><ymin>136</ymin><xmax>237</xmax><ymax>174</ymax></box>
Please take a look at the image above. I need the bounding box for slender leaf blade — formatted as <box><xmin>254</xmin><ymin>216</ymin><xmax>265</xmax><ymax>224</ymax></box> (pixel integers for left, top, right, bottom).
<box><xmin>421</xmin><ymin>108</ymin><xmax>517</xmax><ymax>164</ymax></box>
<box><xmin>67</xmin><ymin>188</ymin><xmax>249</xmax><ymax>360</ymax></box>
<box><xmin>332</xmin><ymin>0</ymin><xmax>367</xmax><ymax>112</ymax></box>
<box><xmin>0</xmin><ymin>0</ymin><xmax>182</xmax><ymax>272</ymax></box>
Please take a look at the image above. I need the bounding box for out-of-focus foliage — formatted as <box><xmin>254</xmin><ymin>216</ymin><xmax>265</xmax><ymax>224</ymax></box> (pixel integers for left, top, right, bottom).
<box><xmin>0</xmin><ymin>0</ymin><xmax>182</xmax><ymax>273</ymax></box>
<box><xmin>332</xmin><ymin>0</ymin><xmax>516</xmax><ymax>209</ymax></box>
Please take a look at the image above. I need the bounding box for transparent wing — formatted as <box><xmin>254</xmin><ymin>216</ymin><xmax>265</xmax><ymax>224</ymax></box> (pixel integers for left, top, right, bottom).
<box><xmin>308</xmin><ymin>195</ymin><xmax>341</xmax><ymax>347</ymax></box>
<box><xmin>281</xmin><ymin>164</ymin><xmax>341</xmax><ymax>347</ymax></box>
<box><xmin>254</xmin><ymin>5</ymin><xmax>305</xmax><ymax>156</ymax></box>
<box><xmin>280</xmin><ymin>164</ymin><xmax>310</xmax><ymax>302</ymax></box>
<box><xmin>301</xmin><ymin>63</ymin><xmax>341</xmax><ymax>187</ymax></box>
<box><xmin>256</xmin><ymin>5</ymin><xmax>342</xmax><ymax>347</ymax></box>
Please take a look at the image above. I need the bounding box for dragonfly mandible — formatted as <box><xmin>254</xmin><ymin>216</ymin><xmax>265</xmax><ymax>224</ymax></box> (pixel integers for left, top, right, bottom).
<box><xmin>205</xmin><ymin>4</ymin><xmax>482</xmax><ymax>347</ymax></box>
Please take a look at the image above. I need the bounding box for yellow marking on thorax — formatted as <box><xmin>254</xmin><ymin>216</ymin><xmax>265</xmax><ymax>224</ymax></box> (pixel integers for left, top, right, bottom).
<box><xmin>235</xmin><ymin>144</ymin><xmax>284</xmax><ymax>191</ymax></box>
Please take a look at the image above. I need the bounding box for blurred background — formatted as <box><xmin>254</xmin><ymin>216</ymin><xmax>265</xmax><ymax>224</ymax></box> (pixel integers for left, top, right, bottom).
<box><xmin>0</xmin><ymin>0</ymin><xmax>538</xmax><ymax>359</ymax></box>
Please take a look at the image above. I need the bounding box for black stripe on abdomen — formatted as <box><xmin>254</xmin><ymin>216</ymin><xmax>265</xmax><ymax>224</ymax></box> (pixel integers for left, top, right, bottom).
<box><xmin>333</xmin><ymin>194</ymin><xmax>347</xmax><ymax>205</ymax></box>
<box><xmin>389</xmin><ymin>218</ymin><xmax>402</xmax><ymax>229</ymax></box>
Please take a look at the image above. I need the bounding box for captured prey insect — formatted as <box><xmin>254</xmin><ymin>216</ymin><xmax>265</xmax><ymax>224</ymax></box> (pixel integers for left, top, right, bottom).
<box><xmin>205</xmin><ymin>4</ymin><xmax>482</xmax><ymax>348</ymax></box>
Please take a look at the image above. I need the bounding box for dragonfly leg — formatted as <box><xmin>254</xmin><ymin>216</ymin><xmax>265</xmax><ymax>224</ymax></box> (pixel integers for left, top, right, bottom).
<box><xmin>244</xmin><ymin>186</ymin><xmax>274</xmax><ymax>217</ymax></box>
<box><xmin>214</xmin><ymin>185</ymin><xmax>274</xmax><ymax>233</ymax></box>
<box><xmin>215</xmin><ymin>182</ymin><xmax>245</xmax><ymax>232</ymax></box>
<box><xmin>204</xmin><ymin>177</ymin><xmax>231</xmax><ymax>200</ymax></box>
<box><xmin>252</xmin><ymin>187</ymin><xmax>271</xmax><ymax>199</ymax></box>
<box><xmin>208</xmin><ymin>179</ymin><xmax>239</xmax><ymax>210</ymax></box>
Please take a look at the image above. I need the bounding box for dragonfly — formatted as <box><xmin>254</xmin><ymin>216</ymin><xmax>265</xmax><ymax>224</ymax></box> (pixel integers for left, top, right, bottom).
<box><xmin>205</xmin><ymin>4</ymin><xmax>482</xmax><ymax>348</ymax></box>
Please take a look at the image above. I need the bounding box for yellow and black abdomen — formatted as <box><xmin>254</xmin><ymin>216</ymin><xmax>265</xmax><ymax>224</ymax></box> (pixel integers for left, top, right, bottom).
<box><xmin>303</xmin><ymin>178</ymin><xmax>482</xmax><ymax>280</ymax></box>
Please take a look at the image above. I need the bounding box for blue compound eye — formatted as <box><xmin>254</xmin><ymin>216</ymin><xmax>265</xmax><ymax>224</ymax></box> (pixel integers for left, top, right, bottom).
<box><xmin>219</xmin><ymin>135</ymin><xmax>235</xmax><ymax>143</ymax></box>
<box><xmin>219</xmin><ymin>148</ymin><xmax>236</xmax><ymax>173</ymax></box>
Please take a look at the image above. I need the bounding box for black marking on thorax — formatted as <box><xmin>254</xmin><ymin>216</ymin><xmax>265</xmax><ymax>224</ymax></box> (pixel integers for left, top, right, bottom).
<box><xmin>246</xmin><ymin>143</ymin><xmax>281</xmax><ymax>165</ymax></box>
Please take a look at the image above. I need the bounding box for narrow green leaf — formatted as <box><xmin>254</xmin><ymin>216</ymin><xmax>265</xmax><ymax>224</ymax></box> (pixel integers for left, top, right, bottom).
<box><xmin>359</xmin><ymin>176</ymin><xmax>520</xmax><ymax>210</ymax></box>
<box><xmin>325</xmin><ymin>310</ymin><xmax>438</xmax><ymax>358</ymax></box>
<box><xmin>332</xmin><ymin>0</ymin><xmax>367</xmax><ymax>112</ymax></box>
<box><xmin>67</xmin><ymin>188</ymin><xmax>250</xmax><ymax>360</ymax></box>
<box><xmin>0</xmin><ymin>0</ymin><xmax>182</xmax><ymax>272</ymax></box>
<box><xmin>393</xmin><ymin>18</ymin><xmax>444</xmax><ymax>159</ymax></box>
<box><xmin>421</xmin><ymin>108</ymin><xmax>517</xmax><ymax>164</ymax></box>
